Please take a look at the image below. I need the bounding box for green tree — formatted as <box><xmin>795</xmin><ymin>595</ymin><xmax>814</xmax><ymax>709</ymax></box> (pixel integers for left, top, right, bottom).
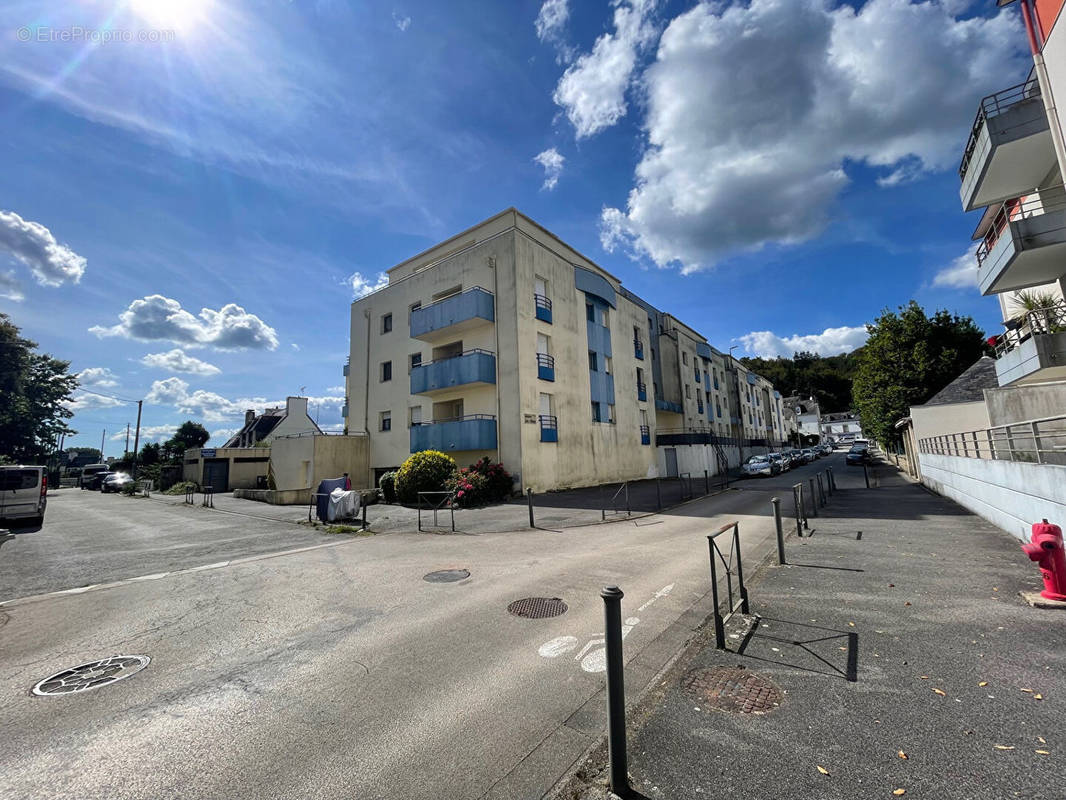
<box><xmin>0</xmin><ymin>313</ymin><xmax>78</xmax><ymax>462</ymax></box>
<box><xmin>139</xmin><ymin>442</ymin><xmax>161</xmax><ymax>465</ymax></box>
<box><xmin>741</xmin><ymin>350</ymin><xmax>861</xmax><ymax>411</ymax></box>
<box><xmin>164</xmin><ymin>421</ymin><xmax>211</xmax><ymax>461</ymax></box>
<box><xmin>852</xmin><ymin>301</ymin><xmax>986</xmax><ymax>445</ymax></box>
<box><xmin>66</xmin><ymin>446</ymin><xmax>102</xmax><ymax>459</ymax></box>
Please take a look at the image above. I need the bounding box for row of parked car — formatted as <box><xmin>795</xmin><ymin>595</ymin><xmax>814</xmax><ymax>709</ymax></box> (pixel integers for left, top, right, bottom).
<box><xmin>742</xmin><ymin>443</ymin><xmax>837</xmax><ymax>478</ymax></box>
<box><xmin>79</xmin><ymin>465</ymin><xmax>134</xmax><ymax>493</ymax></box>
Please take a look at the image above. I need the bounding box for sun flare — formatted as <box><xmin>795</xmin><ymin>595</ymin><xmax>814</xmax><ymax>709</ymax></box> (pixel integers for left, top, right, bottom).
<box><xmin>128</xmin><ymin>0</ymin><xmax>214</xmax><ymax>33</ymax></box>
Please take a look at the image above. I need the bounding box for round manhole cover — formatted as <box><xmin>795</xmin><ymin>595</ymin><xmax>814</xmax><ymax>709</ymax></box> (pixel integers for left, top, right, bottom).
<box><xmin>423</xmin><ymin>569</ymin><xmax>470</xmax><ymax>583</ymax></box>
<box><xmin>32</xmin><ymin>655</ymin><xmax>150</xmax><ymax>696</ymax></box>
<box><xmin>681</xmin><ymin>666</ymin><xmax>783</xmax><ymax>714</ymax></box>
<box><xmin>508</xmin><ymin>597</ymin><xmax>568</xmax><ymax>619</ymax></box>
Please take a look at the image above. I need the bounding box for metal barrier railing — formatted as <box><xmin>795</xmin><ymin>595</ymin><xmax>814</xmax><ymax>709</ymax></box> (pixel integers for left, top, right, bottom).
<box><xmin>418</xmin><ymin>491</ymin><xmax>455</xmax><ymax>532</ymax></box>
<box><xmin>601</xmin><ymin>481</ymin><xmax>630</xmax><ymax>520</ymax></box>
<box><xmin>201</xmin><ymin>485</ymin><xmax>214</xmax><ymax>508</ymax></box>
<box><xmin>185</xmin><ymin>485</ymin><xmax>196</xmax><ymax>505</ymax></box>
<box><xmin>918</xmin><ymin>413</ymin><xmax>1066</xmax><ymax>465</ymax></box>
<box><xmin>679</xmin><ymin>472</ymin><xmax>694</xmax><ymax>501</ymax></box>
<box><xmin>707</xmin><ymin>521</ymin><xmax>750</xmax><ymax>649</ymax></box>
<box><xmin>959</xmin><ymin>77</ymin><xmax>1041</xmax><ymax>180</ymax></box>
<box><xmin>976</xmin><ymin>190</ymin><xmax>1066</xmax><ymax>268</ymax></box>
<box><xmin>991</xmin><ymin>302</ymin><xmax>1066</xmax><ymax>357</ymax></box>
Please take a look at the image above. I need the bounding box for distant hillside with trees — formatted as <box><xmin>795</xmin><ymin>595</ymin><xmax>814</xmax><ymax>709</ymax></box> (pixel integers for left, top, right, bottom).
<box><xmin>740</xmin><ymin>350</ymin><xmax>862</xmax><ymax>413</ymax></box>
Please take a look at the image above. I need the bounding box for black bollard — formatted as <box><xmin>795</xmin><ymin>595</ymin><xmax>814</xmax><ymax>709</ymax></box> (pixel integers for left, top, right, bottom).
<box><xmin>527</xmin><ymin>487</ymin><xmax>535</xmax><ymax>528</ymax></box>
<box><xmin>772</xmin><ymin>497</ymin><xmax>785</xmax><ymax>564</ymax></box>
<box><xmin>601</xmin><ymin>586</ymin><xmax>629</xmax><ymax>795</ymax></box>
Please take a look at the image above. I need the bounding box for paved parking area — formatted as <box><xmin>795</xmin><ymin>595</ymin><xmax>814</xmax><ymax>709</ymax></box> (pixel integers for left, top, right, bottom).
<box><xmin>0</xmin><ymin>490</ymin><xmax>337</xmax><ymax>601</ymax></box>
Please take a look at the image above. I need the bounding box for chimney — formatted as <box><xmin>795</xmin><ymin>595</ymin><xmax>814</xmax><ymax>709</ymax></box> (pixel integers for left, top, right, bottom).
<box><xmin>287</xmin><ymin>396</ymin><xmax>309</xmax><ymax>418</ymax></box>
<box><xmin>245</xmin><ymin>409</ymin><xmax>256</xmax><ymax>425</ymax></box>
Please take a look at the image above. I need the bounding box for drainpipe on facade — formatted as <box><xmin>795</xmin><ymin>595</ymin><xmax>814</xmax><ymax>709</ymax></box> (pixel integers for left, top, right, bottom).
<box><xmin>363</xmin><ymin>309</ymin><xmax>371</xmax><ymax>436</ymax></box>
<box><xmin>1021</xmin><ymin>0</ymin><xmax>1066</xmax><ymax>185</ymax></box>
<box><xmin>489</xmin><ymin>256</ymin><xmax>503</xmax><ymax>469</ymax></box>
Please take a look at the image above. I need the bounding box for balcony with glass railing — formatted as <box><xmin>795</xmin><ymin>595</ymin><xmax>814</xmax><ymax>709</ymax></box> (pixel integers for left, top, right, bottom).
<box><xmin>959</xmin><ymin>77</ymin><xmax>1054</xmax><ymax>213</ymax></box>
<box><xmin>990</xmin><ymin>302</ymin><xmax>1066</xmax><ymax>385</ymax></box>
<box><xmin>975</xmin><ymin>191</ymin><xmax>1066</xmax><ymax>296</ymax></box>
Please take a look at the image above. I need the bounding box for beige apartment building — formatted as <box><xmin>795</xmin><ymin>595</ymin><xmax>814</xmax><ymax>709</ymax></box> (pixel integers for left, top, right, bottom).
<box><xmin>344</xmin><ymin>209</ymin><xmax>785</xmax><ymax>491</ymax></box>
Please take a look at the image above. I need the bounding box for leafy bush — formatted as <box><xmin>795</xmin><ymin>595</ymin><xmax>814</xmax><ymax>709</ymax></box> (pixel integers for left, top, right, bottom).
<box><xmin>379</xmin><ymin>471</ymin><xmax>398</xmax><ymax>503</ymax></box>
<box><xmin>395</xmin><ymin>451</ymin><xmax>456</xmax><ymax>504</ymax></box>
<box><xmin>163</xmin><ymin>480</ymin><xmax>198</xmax><ymax>495</ymax></box>
<box><xmin>448</xmin><ymin>458</ymin><xmax>513</xmax><ymax>507</ymax></box>
<box><xmin>121</xmin><ymin>481</ymin><xmax>141</xmax><ymax>496</ymax></box>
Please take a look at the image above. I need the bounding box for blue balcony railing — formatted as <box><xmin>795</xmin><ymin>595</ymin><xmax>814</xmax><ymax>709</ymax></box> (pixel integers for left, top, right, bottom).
<box><xmin>537</xmin><ymin>352</ymin><xmax>555</xmax><ymax>381</ymax></box>
<box><xmin>634</xmin><ymin>339</ymin><xmax>644</xmax><ymax>360</ymax></box>
<box><xmin>697</xmin><ymin>402</ymin><xmax>705</xmax><ymax>415</ymax></box>
<box><xmin>535</xmin><ymin>293</ymin><xmax>552</xmax><ymax>324</ymax></box>
<box><xmin>410</xmin><ymin>414</ymin><xmax>497</xmax><ymax>453</ymax></box>
<box><xmin>637</xmin><ymin>382</ymin><xmax>647</xmax><ymax>402</ymax></box>
<box><xmin>410</xmin><ymin>286</ymin><xmax>494</xmax><ymax>339</ymax></box>
<box><xmin>410</xmin><ymin>349</ymin><xmax>496</xmax><ymax>395</ymax></box>
<box><xmin>640</xmin><ymin>425</ymin><xmax>650</xmax><ymax>445</ymax></box>
<box><xmin>539</xmin><ymin>414</ymin><xmax>558</xmax><ymax>443</ymax></box>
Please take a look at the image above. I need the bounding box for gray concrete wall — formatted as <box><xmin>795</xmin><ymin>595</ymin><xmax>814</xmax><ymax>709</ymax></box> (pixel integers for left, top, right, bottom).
<box><xmin>919</xmin><ymin>453</ymin><xmax>1066</xmax><ymax>541</ymax></box>
<box><xmin>985</xmin><ymin>380</ymin><xmax>1066</xmax><ymax>426</ymax></box>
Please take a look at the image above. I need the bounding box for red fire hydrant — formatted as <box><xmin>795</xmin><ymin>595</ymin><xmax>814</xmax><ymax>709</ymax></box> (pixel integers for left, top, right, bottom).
<box><xmin>1022</xmin><ymin>519</ymin><xmax>1066</xmax><ymax>601</ymax></box>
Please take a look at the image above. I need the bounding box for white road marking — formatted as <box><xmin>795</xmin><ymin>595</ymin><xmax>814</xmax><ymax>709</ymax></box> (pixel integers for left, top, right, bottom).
<box><xmin>536</xmin><ymin>584</ymin><xmax>674</xmax><ymax>672</ymax></box>
<box><xmin>538</xmin><ymin>636</ymin><xmax>579</xmax><ymax>658</ymax></box>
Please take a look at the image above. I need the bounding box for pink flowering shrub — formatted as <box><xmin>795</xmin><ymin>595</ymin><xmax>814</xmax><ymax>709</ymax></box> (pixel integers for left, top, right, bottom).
<box><xmin>447</xmin><ymin>457</ymin><xmax>513</xmax><ymax>507</ymax></box>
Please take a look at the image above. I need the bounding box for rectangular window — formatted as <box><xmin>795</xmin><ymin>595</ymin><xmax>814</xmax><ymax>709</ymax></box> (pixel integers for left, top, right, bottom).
<box><xmin>697</xmin><ymin>389</ymin><xmax>703</xmax><ymax>403</ymax></box>
<box><xmin>633</xmin><ymin>325</ymin><xmax>642</xmax><ymax>344</ymax></box>
<box><xmin>537</xmin><ymin>332</ymin><xmax>550</xmax><ymax>355</ymax></box>
<box><xmin>539</xmin><ymin>392</ymin><xmax>553</xmax><ymax>417</ymax></box>
<box><xmin>607</xmin><ymin>404</ymin><xmax>616</xmax><ymax>424</ymax></box>
<box><xmin>535</xmin><ymin>275</ymin><xmax>548</xmax><ymax>298</ymax></box>
<box><xmin>381</xmin><ymin>361</ymin><xmax>392</xmax><ymax>382</ymax></box>
<box><xmin>636</xmin><ymin>367</ymin><xmax>644</xmax><ymax>384</ymax></box>
<box><xmin>640</xmin><ymin>409</ymin><xmax>649</xmax><ymax>427</ymax></box>
<box><xmin>604</xmin><ymin>356</ymin><xmax>612</xmax><ymax>374</ymax></box>
<box><xmin>685</xmin><ymin>384</ymin><xmax>692</xmax><ymax>399</ymax></box>
<box><xmin>381</xmin><ymin>313</ymin><xmax>393</xmax><ymax>334</ymax></box>
<box><xmin>409</xmin><ymin>353</ymin><xmax>422</xmax><ymax>372</ymax></box>
<box><xmin>409</xmin><ymin>406</ymin><xmax>422</xmax><ymax>427</ymax></box>
<box><xmin>682</xmin><ymin>351</ymin><xmax>688</xmax><ymax>365</ymax></box>
<box><xmin>600</xmin><ymin>307</ymin><xmax>610</xmax><ymax>327</ymax></box>
<box><xmin>588</xmin><ymin>351</ymin><xmax>598</xmax><ymax>371</ymax></box>
<box><xmin>586</xmin><ymin>303</ymin><xmax>595</xmax><ymax>322</ymax></box>
<box><xmin>695</xmin><ymin>367</ymin><xmax>701</xmax><ymax>382</ymax></box>
<box><xmin>380</xmin><ymin>411</ymin><xmax>392</xmax><ymax>431</ymax></box>
<box><xmin>591</xmin><ymin>402</ymin><xmax>602</xmax><ymax>422</ymax></box>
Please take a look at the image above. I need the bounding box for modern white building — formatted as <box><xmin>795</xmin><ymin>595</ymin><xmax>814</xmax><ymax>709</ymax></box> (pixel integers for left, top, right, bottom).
<box><xmin>344</xmin><ymin>209</ymin><xmax>785</xmax><ymax>491</ymax></box>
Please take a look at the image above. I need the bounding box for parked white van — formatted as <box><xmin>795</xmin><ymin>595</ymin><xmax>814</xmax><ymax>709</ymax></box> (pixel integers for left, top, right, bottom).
<box><xmin>0</xmin><ymin>466</ymin><xmax>47</xmax><ymax>525</ymax></box>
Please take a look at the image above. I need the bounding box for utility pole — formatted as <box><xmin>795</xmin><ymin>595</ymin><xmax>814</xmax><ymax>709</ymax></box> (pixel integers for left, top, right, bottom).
<box><xmin>125</xmin><ymin>423</ymin><xmax>131</xmax><ymax>456</ymax></box>
<box><xmin>100</xmin><ymin>429</ymin><xmax>106</xmax><ymax>461</ymax></box>
<box><xmin>132</xmin><ymin>400</ymin><xmax>143</xmax><ymax>478</ymax></box>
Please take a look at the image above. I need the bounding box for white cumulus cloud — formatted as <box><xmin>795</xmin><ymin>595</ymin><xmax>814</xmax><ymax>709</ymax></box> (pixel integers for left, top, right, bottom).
<box><xmin>110</xmin><ymin>425</ymin><xmax>176</xmax><ymax>443</ymax></box>
<box><xmin>65</xmin><ymin>393</ymin><xmax>126</xmax><ymax>411</ymax></box>
<box><xmin>393</xmin><ymin>11</ymin><xmax>411</xmax><ymax>31</ymax></box>
<box><xmin>932</xmin><ymin>249</ymin><xmax>979</xmax><ymax>289</ymax></box>
<box><xmin>349</xmin><ymin>271</ymin><xmax>389</xmax><ymax>298</ymax></box>
<box><xmin>90</xmin><ymin>295</ymin><xmax>279</xmax><ymax>350</ymax></box>
<box><xmin>141</xmin><ymin>348</ymin><xmax>222</xmax><ymax>376</ymax></box>
<box><xmin>598</xmin><ymin>0</ymin><xmax>1026</xmax><ymax>272</ymax></box>
<box><xmin>534</xmin><ymin>148</ymin><xmax>566</xmax><ymax>190</ymax></box>
<box><xmin>552</xmin><ymin>0</ymin><xmax>658</xmax><ymax>138</ymax></box>
<box><xmin>738</xmin><ymin>326</ymin><xmax>869</xmax><ymax>359</ymax></box>
<box><xmin>76</xmin><ymin>366</ymin><xmax>119</xmax><ymax>388</ymax></box>
<box><xmin>536</xmin><ymin>0</ymin><xmax>575</xmax><ymax>62</ymax></box>
<box><xmin>0</xmin><ymin>209</ymin><xmax>86</xmax><ymax>288</ymax></box>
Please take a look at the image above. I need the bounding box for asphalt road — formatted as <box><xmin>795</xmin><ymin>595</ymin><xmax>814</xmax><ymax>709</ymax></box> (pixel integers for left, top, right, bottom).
<box><xmin>0</xmin><ymin>454</ymin><xmax>853</xmax><ymax>800</ymax></box>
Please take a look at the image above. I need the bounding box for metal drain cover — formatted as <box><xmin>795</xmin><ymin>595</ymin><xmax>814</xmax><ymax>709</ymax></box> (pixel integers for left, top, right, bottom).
<box><xmin>682</xmin><ymin>666</ymin><xmax>783</xmax><ymax>714</ymax></box>
<box><xmin>508</xmin><ymin>597</ymin><xmax>568</xmax><ymax>619</ymax></box>
<box><xmin>33</xmin><ymin>655</ymin><xmax>150</xmax><ymax>696</ymax></box>
<box><xmin>424</xmin><ymin>569</ymin><xmax>470</xmax><ymax>583</ymax></box>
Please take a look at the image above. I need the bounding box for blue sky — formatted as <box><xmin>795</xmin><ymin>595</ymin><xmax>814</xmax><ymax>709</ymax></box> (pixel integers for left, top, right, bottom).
<box><xmin>0</xmin><ymin>0</ymin><xmax>1029</xmax><ymax>451</ymax></box>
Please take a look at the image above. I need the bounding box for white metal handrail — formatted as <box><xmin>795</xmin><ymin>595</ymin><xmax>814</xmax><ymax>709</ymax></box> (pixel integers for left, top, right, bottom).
<box><xmin>918</xmin><ymin>413</ymin><xmax>1066</xmax><ymax>465</ymax></box>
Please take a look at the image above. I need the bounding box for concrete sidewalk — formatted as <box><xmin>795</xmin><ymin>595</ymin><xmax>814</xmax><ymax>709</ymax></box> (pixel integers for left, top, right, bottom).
<box><xmin>560</xmin><ymin>466</ymin><xmax>1066</xmax><ymax>800</ymax></box>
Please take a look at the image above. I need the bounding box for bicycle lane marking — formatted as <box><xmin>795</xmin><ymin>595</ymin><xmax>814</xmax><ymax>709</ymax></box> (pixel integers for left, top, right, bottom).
<box><xmin>535</xmin><ymin>584</ymin><xmax>674</xmax><ymax>673</ymax></box>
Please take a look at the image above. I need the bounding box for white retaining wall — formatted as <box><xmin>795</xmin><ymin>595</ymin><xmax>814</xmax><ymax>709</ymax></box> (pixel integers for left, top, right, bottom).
<box><xmin>919</xmin><ymin>453</ymin><xmax>1066</xmax><ymax>541</ymax></box>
